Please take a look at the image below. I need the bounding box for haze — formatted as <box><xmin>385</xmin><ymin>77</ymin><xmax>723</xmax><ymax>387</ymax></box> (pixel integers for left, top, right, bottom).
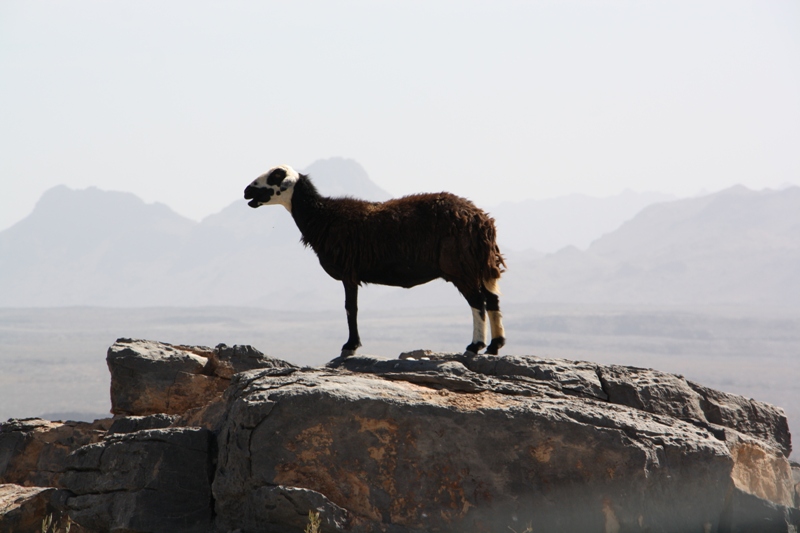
<box><xmin>2</xmin><ymin>0</ymin><xmax>799</xmax><ymax>232</ymax></box>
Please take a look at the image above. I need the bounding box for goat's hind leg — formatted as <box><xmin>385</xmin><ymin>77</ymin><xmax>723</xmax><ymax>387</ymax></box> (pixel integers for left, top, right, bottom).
<box><xmin>341</xmin><ymin>281</ymin><xmax>362</xmax><ymax>357</ymax></box>
<box><xmin>461</xmin><ymin>287</ymin><xmax>487</xmax><ymax>355</ymax></box>
<box><xmin>482</xmin><ymin>283</ymin><xmax>506</xmax><ymax>355</ymax></box>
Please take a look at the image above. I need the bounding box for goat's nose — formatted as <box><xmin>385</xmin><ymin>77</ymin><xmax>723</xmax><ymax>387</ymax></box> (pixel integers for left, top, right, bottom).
<box><xmin>244</xmin><ymin>186</ymin><xmax>255</xmax><ymax>199</ymax></box>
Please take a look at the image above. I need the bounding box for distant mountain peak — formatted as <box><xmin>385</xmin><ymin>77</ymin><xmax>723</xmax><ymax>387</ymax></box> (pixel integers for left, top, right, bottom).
<box><xmin>3</xmin><ymin>184</ymin><xmax>196</xmax><ymax>240</ymax></box>
<box><xmin>301</xmin><ymin>157</ymin><xmax>392</xmax><ymax>201</ymax></box>
<box><xmin>717</xmin><ymin>184</ymin><xmax>754</xmax><ymax>196</ymax></box>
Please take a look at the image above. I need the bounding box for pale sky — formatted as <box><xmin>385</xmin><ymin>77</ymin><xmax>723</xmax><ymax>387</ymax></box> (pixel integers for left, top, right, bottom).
<box><xmin>1</xmin><ymin>0</ymin><xmax>798</xmax><ymax>231</ymax></box>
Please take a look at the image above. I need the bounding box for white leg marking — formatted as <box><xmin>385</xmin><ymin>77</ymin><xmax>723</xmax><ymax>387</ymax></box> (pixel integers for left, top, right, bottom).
<box><xmin>488</xmin><ymin>310</ymin><xmax>505</xmax><ymax>339</ymax></box>
<box><xmin>471</xmin><ymin>308</ymin><xmax>487</xmax><ymax>345</ymax></box>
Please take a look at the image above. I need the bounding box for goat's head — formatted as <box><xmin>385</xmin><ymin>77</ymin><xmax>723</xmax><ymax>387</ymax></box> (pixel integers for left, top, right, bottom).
<box><xmin>244</xmin><ymin>165</ymin><xmax>299</xmax><ymax>211</ymax></box>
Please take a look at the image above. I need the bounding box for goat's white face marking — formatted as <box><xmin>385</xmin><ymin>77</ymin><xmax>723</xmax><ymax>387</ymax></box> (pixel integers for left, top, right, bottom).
<box><xmin>471</xmin><ymin>308</ymin><xmax>487</xmax><ymax>345</ymax></box>
<box><xmin>244</xmin><ymin>164</ymin><xmax>299</xmax><ymax>212</ymax></box>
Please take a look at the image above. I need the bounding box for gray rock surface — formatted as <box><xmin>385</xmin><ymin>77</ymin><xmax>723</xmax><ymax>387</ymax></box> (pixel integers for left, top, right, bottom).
<box><xmin>0</xmin><ymin>418</ymin><xmax>112</xmax><ymax>488</ymax></box>
<box><xmin>107</xmin><ymin>413</ymin><xmax>179</xmax><ymax>435</ymax></box>
<box><xmin>215</xmin><ymin>353</ymin><xmax>796</xmax><ymax>533</ymax></box>
<box><xmin>60</xmin><ymin>427</ymin><xmax>214</xmax><ymax>533</ymax></box>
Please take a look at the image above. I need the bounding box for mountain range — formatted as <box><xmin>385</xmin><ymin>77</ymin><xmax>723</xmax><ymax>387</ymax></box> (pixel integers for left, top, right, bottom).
<box><xmin>2</xmin><ymin>157</ymin><xmax>798</xmax><ymax>310</ymax></box>
<box><xmin>508</xmin><ymin>184</ymin><xmax>800</xmax><ymax>308</ymax></box>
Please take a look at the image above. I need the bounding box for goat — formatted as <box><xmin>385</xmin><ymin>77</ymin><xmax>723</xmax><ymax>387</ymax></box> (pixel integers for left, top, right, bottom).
<box><xmin>244</xmin><ymin>164</ymin><xmax>507</xmax><ymax>357</ymax></box>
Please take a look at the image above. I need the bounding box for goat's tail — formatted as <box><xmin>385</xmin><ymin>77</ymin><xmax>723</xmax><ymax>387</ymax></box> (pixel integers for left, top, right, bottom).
<box><xmin>481</xmin><ymin>221</ymin><xmax>506</xmax><ymax>295</ymax></box>
<box><xmin>483</xmin><ymin>276</ymin><xmax>502</xmax><ymax>296</ymax></box>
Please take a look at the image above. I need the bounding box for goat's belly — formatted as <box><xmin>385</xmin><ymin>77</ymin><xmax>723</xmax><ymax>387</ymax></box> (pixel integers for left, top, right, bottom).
<box><xmin>359</xmin><ymin>265</ymin><xmax>440</xmax><ymax>288</ymax></box>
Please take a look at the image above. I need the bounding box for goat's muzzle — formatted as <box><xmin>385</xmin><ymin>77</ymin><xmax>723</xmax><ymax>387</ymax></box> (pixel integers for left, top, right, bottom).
<box><xmin>244</xmin><ymin>185</ymin><xmax>265</xmax><ymax>208</ymax></box>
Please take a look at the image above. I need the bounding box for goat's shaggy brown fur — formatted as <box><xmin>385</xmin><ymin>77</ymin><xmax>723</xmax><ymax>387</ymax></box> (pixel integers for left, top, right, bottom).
<box><xmin>291</xmin><ymin>177</ymin><xmax>505</xmax><ymax>290</ymax></box>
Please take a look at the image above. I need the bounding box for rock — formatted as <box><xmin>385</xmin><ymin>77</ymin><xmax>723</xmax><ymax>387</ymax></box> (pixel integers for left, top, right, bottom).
<box><xmin>721</xmin><ymin>487</ymin><xmax>800</xmax><ymax>533</ymax></box>
<box><xmin>215</xmin><ymin>353</ymin><xmax>797</xmax><ymax>533</ymax></box>
<box><xmin>60</xmin><ymin>427</ymin><xmax>214</xmax><ymax>533</ymax></box>
<box><xmin>220</xmin><ymin>485</ymin><xmax>352</xmax><ymax>533</ymax></box>
<box><xmin>107</xmin><ymin>414</ymin><xmax>179</xmax><ymax>434</ymax></box>
<box><xmin>3</xmin><ymin>341</ymin><xmax>797</xmax><ymax>532</ymax></box>
<box><xmin>107</xmin><ymin>338</ymin><xmax>296</xmax><ymax>416</ymax></box>
<box><xmin>212</xmin><ymin>343</ymin><xmax>295</xmax><ymax>378</ymax></box>
<box><xmin>173</xmin><ymin>396</ymin><xmax>228</xmax><ymax>433</ymax></box>
<box><xmin>336</xmin><ymin>354</ymin><xmax>792</xmax><ymax>456</ymax></box>
<box><xmin>0</xmin><ymin>418</ymin><xmax>112</xmax><ymax>488</ymax></box>
<box><xmin>0</xmin><ymin>484</ymin><xmax>78</xmax><ymax>532</ymax></box>
<box><xmin>689</xmin><ymin>381</ymin><xmax>793</xmax><ymax>457</ymax></box>
<box><xmin>0</xmin><ymin>484</ymin><xmax>60</xmax><ymax>532</ymax></box>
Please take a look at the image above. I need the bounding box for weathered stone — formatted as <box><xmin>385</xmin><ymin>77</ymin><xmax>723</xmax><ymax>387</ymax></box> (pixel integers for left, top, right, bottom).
<box><xmin>107</xmin><ymin>413</ymin><xmax>179</xmax><ymax>434</ymax></box>
<box><xmin>107</xmin><ymin>339</ymin><xmax>296</xmax><ymax>416</ymax></box>
<box><xmin>463</xmin><ymin>355</ymin><xmax>793</xmax><ymax>457</ymax></box>
<box><xmin>211</xmin><ymin>343</ymin><xmax>295</xmax><ymax>378</ymax></box>
<box><xmin>463</xmin><ymin>353</ymin><xmax>609</xmax><ymax>399</ymax></box>
<box><xmin>0</xmin><ymin>484</ymin><xmax>80</xmax><ymax>532</ymax></box>
<box><xmin>721</xmin><ymin>487</ymin><xmax>800</xmax><ymax>533</ymax></box>
<box><xmin>0</xmin><ymin>418</ymin><xmax>112</xmax><ymax>488</ymax></box>
<box><xmin>338</xmin><ymin>353</ymin><xmax>792</xmax><ymax>457</ymax></box>
<box><xmin>107</xmin><ymin>339</ymin><xmax>215</xmax><ymax>416</ymax></box>
<box><xmin>217</xmin><ymin>484</ymin><xmax>352</xmax><ymax>533</ymax></box>
<box><xmin>213</xmin><ymin>353</ymin><xmax>798</xmax><ymax>533</ymax></box>
<box><xmin>61</xmin><ymin>427</ymin><xmax>213</xmax><ymax>533</ymax></box>
<box><xmin>689</xmin><ymin>380</ymin><xmax>793</xmax><ymax>457</ymax></box>
<box><xmin>173</xmin><ymin>396</ymin><xmax>228</xmax><ymax>433</ymax></box>
<box><xmin>0</xmin><ymin>484</ymin><xmax>56</xmax><ymax>532</ymax></box>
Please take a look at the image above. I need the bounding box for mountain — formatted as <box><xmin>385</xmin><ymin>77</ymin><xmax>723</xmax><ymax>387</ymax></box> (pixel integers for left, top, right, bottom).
<box><xmin>301</xmin><ymin>157</ymin><xmax>392</xmax><ymax>201</ymax></box>
<box><xmin>491</xmin><ymin>190</ymin><xmax>676</xmax><ymax>253</ymax></box>
<box><xmin>0</xmin><ymin>186</ymin><xmax>196</xmax><ymax>306</ymax></box>
<box><xmin>504</xmin><ymin>185</ymin><xmax>800</xmax><ymax>308</ymax></box>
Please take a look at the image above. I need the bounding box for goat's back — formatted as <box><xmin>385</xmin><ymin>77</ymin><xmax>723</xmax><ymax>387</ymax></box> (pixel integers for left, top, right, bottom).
<box><xmin>308</xmin><ymin>192</ymin><xmax>504</xmax><ymax>287</ymax></box>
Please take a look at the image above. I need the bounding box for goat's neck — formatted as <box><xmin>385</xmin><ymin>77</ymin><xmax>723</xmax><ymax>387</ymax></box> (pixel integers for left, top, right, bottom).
<box><xmin>290</xmin><ymin>176</ymin><xmax>329</xmax><ymax>249</ymax></box>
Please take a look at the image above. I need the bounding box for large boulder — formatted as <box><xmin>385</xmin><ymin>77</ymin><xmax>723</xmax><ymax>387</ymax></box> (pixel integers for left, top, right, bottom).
<box><xmin>60</xmin><ymin>427</ymin><xmax>214</xmax><ymax>533</ymax></box>
<box><xmin>106</xmin><ymin>339</ymin><xmax>297</xmax><ymax>416</ymax></box>
<box><xmin>213</xmin><ymin>352</ymin><xmax>797</xmax><ymax>533</ymax></box>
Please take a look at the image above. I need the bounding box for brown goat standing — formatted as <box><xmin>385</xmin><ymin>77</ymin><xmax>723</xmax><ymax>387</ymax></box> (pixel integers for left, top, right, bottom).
<box><xmin>244</xmin><ymin>164</ymin><xmax>506</xmax><ymax>357</ymax></box>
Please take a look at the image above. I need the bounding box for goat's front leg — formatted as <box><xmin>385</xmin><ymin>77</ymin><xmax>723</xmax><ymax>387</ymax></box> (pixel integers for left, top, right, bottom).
<box><xmin>341</xmin><ymin>281</ymin><xmax>362</xmax><ymax>357</ymax></box>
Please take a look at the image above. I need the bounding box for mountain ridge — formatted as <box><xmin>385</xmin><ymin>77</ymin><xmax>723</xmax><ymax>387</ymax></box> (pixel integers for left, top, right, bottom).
<box><xmin>2</xmin><ymin>159</ymin><xmax>799</xmax><ymax>310</ymax></box>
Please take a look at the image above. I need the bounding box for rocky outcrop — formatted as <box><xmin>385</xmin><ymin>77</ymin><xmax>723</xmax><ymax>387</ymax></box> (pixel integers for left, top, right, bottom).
<box><xmin>214</xmin><ymin>353</ymin><xmax>796</xmax><ymax>533</ymax></box>
<box><xmin>107</xmin><ymin>339</ymin><xmax>297</xmax><ymax>416</ymax></box>
<box><xmin>1</xmin><ymin>340</ymin><xmax>798</xmax><ymax>532</ymax></box>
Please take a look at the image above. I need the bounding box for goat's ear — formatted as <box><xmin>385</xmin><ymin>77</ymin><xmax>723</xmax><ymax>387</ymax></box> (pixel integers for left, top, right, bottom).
<box><xmin>278</xmin><ymin>169</ymin><xmax>300</xmax><ymax>191</ymax></box>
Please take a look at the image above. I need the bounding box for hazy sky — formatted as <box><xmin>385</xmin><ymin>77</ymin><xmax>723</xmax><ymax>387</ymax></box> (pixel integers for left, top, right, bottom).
<box><xmin>1</xmin><ymin>1</ymin><xmax>798</xmax><ymax>231</ymax></box>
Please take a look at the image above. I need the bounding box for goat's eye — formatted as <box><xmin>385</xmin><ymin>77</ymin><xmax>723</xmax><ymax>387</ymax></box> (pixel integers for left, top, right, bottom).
<box><xmin>267</xmin><ymin>168</ymin><xmax>288</xmax><ymax>186</ymax></box>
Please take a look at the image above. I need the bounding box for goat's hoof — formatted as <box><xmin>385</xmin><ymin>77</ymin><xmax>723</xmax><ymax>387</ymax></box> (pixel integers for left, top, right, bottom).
<box><xmin>340</xmin><ymin>341</ymin><xmax>361</xmax><ymax>358</ymax></box>
<box><xmin>465</xmin><ymin>342</ymin><xmax>486</xmax><ymax>355</ymax></box>
<box><xmin>485</xmin><ymin>337</ymin><xmax>506</xmax><ymax>355</ymax></box>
